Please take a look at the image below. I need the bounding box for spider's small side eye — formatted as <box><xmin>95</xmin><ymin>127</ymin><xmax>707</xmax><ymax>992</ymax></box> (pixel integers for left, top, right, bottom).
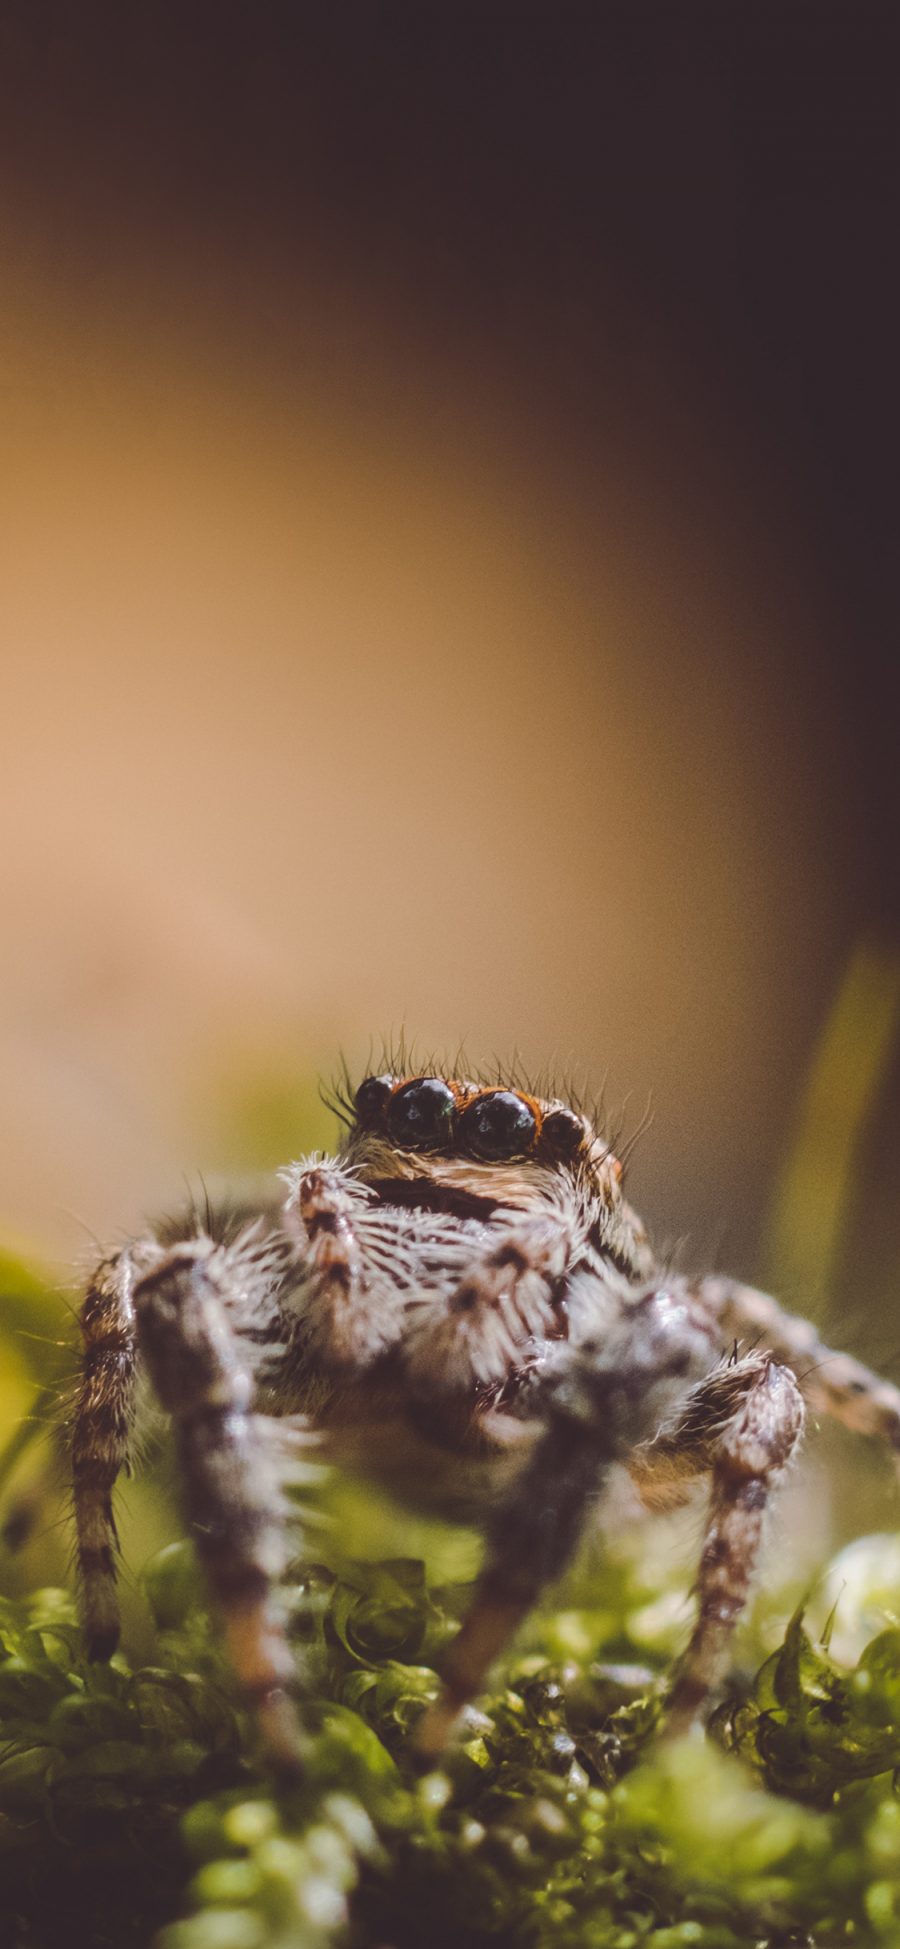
<box><xmin>540</xmin><ymin>1106</ymin><xmax>584</xmax><ymax>1159</ymax></box>
<box><xmin>388</xmin><ymin>1077</ymin><xmax>457</xmax><ymax>1150</ymax></box>
<box><xmin>461</xmin><ymin>1090</ymin><xmax>537</xmax><ymax>1160</ymax></box>
<box><xmin>354</xmin><ymin>1075</ymin><xmax>395</xmax><ymax>1126</ymax></box>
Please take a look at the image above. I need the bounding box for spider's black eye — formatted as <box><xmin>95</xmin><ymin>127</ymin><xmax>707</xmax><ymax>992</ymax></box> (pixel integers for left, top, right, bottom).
<box><xmin>461</xmin><ymin>1090</ymin><xmax>537</xmax><ymax>1160</ymax></box>
<box><xmin>540</xmin><ymin>1107</ymin><xmax>584</xmax><ymax>1159</ymax></box>
<box><xmin>354</xmin><ymin>1075</ymin><xmax>394</xmax><ymax>1127</ymax></box>
<box><xmin>387</xmin><ymin>1077</ymin><xmax>456</xmax><ymax>1151</ymax></box>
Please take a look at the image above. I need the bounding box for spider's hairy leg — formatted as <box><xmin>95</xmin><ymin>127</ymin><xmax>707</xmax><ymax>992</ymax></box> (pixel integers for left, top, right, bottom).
<box><xmin>697</xmin><ymin>1275</ymin><xmax>900</xmax><ymax>1452</ymax></box>
<box><xmin>72</xmin><ymin>1250</ymin><xmax>138</xmax><ymax>1659</ymax></box>
<box><xmin>414</xmin><ymin>1289</ymin><xmax>710</xmax><ymax>1760</ymax></box>
<box><xmin>660</xmin><ymin>1352</ymin><xmax>805</xmax><ymax>1734</ymax></box>
<box><xmin>133</xmin><ymin>1237</ymin><xmax>303</xmax><ymax>1774</ymax></box>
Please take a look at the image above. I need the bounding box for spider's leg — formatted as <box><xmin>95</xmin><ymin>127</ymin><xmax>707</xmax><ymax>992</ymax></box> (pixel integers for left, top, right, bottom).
<box><xmin>133</xmin><ymin>1236</ymin><xmax>303</xmax><ymax>1773</ymax></box>
<box><xmin>414</xmin><ymin>1290</ymin><xmax>707</xmax><ymax>1758</ymax></box>
<box><xmin>696</xmin><ymin>1275</ymin><xmax>900</xmax><ymax>1451</ymax></box>
<box><xmin>658</xmin><ymin>1351</ymin><xmax>805</xmax><ymax>1733</ymax></box>
<box><xmin>72</xmin><ymin>1250</ymin><xmax>139</xmax><ymax>1659</ymax></box>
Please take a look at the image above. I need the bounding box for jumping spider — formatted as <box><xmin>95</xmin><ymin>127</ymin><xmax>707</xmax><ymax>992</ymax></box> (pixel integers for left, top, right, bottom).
<box><xmin>71</xmin><ymin>1064</ymin><xmax>900</xmax><ymax>1770</ymax></box>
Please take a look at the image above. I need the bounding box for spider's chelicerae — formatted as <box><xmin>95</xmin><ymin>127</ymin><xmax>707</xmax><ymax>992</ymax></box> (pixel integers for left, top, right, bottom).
<box><xmin>72</xmin><ymin>1063</ymin><xmax>900</xmax><ymax>1771</ymax></box>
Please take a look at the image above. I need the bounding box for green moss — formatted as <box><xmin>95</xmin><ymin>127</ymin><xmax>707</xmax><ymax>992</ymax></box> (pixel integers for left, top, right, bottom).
<box><xmin>3</xmin><ymin>1534</ymin><xmax>900</xmax><ymax>1949</ymax></box>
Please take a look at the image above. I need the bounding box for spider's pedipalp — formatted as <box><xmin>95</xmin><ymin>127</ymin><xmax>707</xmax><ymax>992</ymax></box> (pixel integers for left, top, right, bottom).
<box><xmin>403</xmin><ymin>1204</ymin><xmax>578</xmax><ymax>1392</ymax></box>
<box><xmin>281</xmin><ymin>1156</ymin><xmax>449</xmax><ymax>1370</ymax></box>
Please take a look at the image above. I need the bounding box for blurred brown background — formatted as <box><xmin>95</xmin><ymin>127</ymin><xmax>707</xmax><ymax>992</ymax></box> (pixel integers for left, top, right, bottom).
<box><xmin>1</xmin><ymin>2</ymin><xmax>898</xmax><ymax>1338</ymax></box>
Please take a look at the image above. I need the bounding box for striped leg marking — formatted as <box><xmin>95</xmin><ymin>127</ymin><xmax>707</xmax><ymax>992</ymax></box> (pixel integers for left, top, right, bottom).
<box><xmin>133</xmin><ymin>1238</ymin><xmax>304</xmax><ymax>1774</ymax></box>
<box><xmin>72</xmin><ymin>1252</ymin><xmax>137</xmax><ymax>1660</ymax></box>
<box><xmin>664</xmin><ymin>1354</ymin><xmax>805</xmax><ymax>1734</ymax></box>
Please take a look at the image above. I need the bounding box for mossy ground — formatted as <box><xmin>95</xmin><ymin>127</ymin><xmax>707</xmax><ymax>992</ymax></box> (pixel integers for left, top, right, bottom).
<box><xmin>4</xmin><ymin>1508</ymin><xmax>900</xmax><ymax>1949</ymax></box>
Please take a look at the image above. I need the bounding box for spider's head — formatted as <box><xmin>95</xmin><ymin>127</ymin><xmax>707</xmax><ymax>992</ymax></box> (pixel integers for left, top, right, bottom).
<box><xmin>341</xmin><ymin>1071</ymin><xmax>623</xmax><ymax>1218</ymax></box>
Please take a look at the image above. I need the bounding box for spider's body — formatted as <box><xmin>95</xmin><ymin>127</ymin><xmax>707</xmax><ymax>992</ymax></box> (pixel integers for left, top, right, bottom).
<box><xmin>70</xmin><ymin>1067</ymin><xmax>900</xmax><ymax>1771</ymax></box>
<box><xmin>281</xmin><ymin>1077</ymin><xmax>653</xmax><ymax>1522</ymax></box>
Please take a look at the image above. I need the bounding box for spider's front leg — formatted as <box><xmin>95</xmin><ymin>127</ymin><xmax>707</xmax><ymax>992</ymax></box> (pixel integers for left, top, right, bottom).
<box><xmin>635</xmin><ymin>1350</ymin><xmax>805</xmax><ymax>1733</ymax></box>
<box><xmin>415</xmin><ymin>1288</ymin><xmax>710</xmax><ymax>1759</ymax></box>
<box><xmin>132</xmin><ymin>1237</ymin><xmax>304</xmax><ymax>1773</ymax></box>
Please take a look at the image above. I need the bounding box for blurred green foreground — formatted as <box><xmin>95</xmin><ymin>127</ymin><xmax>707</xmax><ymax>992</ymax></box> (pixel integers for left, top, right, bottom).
<box><xmin>2</xmin><ymin>949</ymin><xmax>900</xmax><ymax>1949</ymax></box>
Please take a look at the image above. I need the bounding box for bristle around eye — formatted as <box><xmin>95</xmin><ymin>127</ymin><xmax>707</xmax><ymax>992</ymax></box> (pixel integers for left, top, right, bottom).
<box><xmin>320</xmin><ymin>1077</ymin><xmax>356</xmax><ymax>1129</ymax></box>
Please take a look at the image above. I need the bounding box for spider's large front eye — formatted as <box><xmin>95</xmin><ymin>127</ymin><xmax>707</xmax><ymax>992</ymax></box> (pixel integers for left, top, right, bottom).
<box><xmin>387</xmin><ymin>1077</ymin><xmax>456</xmax><ymax>1150</ymax></box>
<box><xmin>460</xmin><ymin>1089</ymin><xmax>537</xmax><ymax>1160</ymax></box>
<box><xmin>354</xmin><ymin>1075</ymin><xmax>394</xmax><ymax>1127</ymax></box>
